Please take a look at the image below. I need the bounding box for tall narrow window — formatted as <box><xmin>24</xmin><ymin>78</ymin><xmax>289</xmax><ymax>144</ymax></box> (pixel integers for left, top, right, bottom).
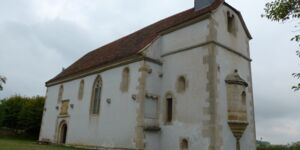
<box><xmin>241</xmin><ymin>91</ymin><xmax>247</xmax><ymax>121</ymax></box>
<box><xmin>241</xmin><ymin>91</ymin><xmax>246</xmax><ymax>105</ymax></box>
<box><xmin>78</xmin><ymin>80</ymin><xmax>84</xmax><ymax>100</ymax></box>
<box><xmin>181</xmin><ymin>139</ymin><xmax>189</xmax><ymax>150</ymax></box>
<box><xmin>166</xmin><ymin>95</ymin><xmax>173</xmax><ymax>123</ymax></box>
<box><xmin>58</xmin><ymin>85</ymin><xmax>64</xmax><ymax>102</ymax></box>
<box><xmin>227</xmin><ymin>11</ymin><xmax>235</xmax><ymax>34</ymax></box>
<box><xmin>120</xmin><ymin>67</ymin><xmax>130</xmax><ymax>92</ymax></box>
<box><xmin>91</xmin><ymin>76</ymin><xmax>102</xmax><ymax>114</ymax></box>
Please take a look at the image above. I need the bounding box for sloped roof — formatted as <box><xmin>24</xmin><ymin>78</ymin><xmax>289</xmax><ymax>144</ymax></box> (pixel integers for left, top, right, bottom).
<box><xmin>47</xmin><ymin>0</ymin><xmax>250</xmax><ymax>85</ymax></box>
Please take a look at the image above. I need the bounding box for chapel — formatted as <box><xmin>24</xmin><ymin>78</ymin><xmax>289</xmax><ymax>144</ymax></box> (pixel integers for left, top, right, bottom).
<box><xmin>39</xmin><ymin>0</ymin><xmax>256</xmax><ymax>149</ymax></box>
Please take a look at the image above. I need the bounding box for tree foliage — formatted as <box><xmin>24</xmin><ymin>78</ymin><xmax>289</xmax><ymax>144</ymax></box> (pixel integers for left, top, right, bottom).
<box><xmin>257</xmin><ymin>140</ymin><xmax>300</xmax><ymax>150</ymax></box>
<box><xmin>1</xmin><ymin>96</ymin><xmax>25</xmax><ymax>129</ymax></box>
<box><xmin>0</xmin><ymin>95</ymin><xmax>45</xmax><ymax>139</ymax></box>
<box><xmin>18</xmin><ymin>96</ymin><xmax>45</xmax><ymax>137</ymax></box>
<box><xmin>263</xmin><ymin>0</ymin><xmax>300</xmax><ymax>91</ymax></box>
<box><xmin>0</xmin><ymin>75</ymin><xmax>6</xmax><ymax>91</ymax></box>
<box><xmin>263</xmin><ymin>0</ymin><xmax>300</xmax><ymax>22</ymax></box>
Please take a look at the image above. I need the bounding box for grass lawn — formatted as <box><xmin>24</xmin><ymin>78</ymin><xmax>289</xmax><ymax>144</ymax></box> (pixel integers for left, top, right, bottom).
<box><xmin>0</xmin><ymin>137</ymin><xmax>83</xmax><ymax>150</ymax></box>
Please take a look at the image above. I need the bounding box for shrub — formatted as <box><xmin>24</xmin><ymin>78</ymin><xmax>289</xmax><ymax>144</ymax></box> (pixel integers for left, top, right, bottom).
<box><xmin>0</xmin><ymin>95</ymin><xmax>45</xmax><ymax>139</ymax></box>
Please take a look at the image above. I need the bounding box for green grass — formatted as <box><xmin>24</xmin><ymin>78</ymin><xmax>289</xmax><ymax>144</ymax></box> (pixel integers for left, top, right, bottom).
<box><xmin>257</xmin><ymin>146</ymin><xmax>300</xmax><ymax>150</ymax></box>
<box><xmin>0</xmin><ymin>137</ymin><xmax>83</xmax><ymax>150</ymax></box>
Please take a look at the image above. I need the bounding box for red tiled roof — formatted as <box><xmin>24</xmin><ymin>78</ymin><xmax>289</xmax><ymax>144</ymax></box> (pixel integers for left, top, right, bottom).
<box><xmin>47</xmin><ymin>0</ymin><xmax>227</xmax><ymax>85</ymax></box>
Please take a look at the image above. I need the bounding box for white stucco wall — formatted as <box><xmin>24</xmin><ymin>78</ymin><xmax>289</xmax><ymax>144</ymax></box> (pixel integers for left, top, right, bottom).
<box><xmin>159</xmin><ymin>46</ymin><xmax>210</xmax><ymax>150</ymax></box>
<box><xmin>213</xmin><ymin>5</ymin><xmax>251</xmax><ymax>58</ymax></box>
<box><xmin>161</xmin><ymin>19</ymin><xmax>210</xmax><ymax>56</ymax></box>
<box><xmin>40</xmin><ymin>62</ymin><xmax>142</xmax><ymax>149</ymax></box>
<box><xmin>144</xmin><ymin>38</ymin><xmax>162</xmax><ymax>61</ymax></box>
<box><xmin>216</xmin><ymin>46</ymin><xmax>256</xmax><ymax>150</ymax></box>
<box><xmin>212</xmin><ymin>4</ymin><xmax>256</xmax><ymax>150</ymax></box>
<box><xmin>144</xmin><ymin>62</ymin><xmax>162</xmax><ymax>150</ymax></box>
<box><xmin>39</xmin><ymin>86</ymin><xmax>61</xmax><ymax>141</ymax></box>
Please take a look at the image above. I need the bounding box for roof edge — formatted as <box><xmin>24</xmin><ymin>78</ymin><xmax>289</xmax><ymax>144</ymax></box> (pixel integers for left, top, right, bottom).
<box><xmin>46</xmin><ymin>0</ymin><xmax>226</xmax><ymax>85</ymax></box>
<box><xmin>46</xmin><ymin>55</ymin><xmax>162</xmax><ymax>87</ymax></box>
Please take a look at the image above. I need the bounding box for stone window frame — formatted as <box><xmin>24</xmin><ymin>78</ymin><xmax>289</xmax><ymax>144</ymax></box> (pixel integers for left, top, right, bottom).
<box><xmin>176</xmin><ymin>75</ymin><xmax>188</xmax><ymax>93</ymax></box>
<box><xmin>227</xmin><ymin>11</ymin><xmax>237</xmax><ymax>35</ymax></box>
<box><xmin>56</xmin><ymin>120</ymin><xmax>68</xmax><ymax>144</ymax></box>
<box><xmin>180</xmin><ymin>138</ymin><xmax>189</xmax><ymax>150</ymax></box>
<box><xmin>90</xmin><ymin>75</ymin><xmax>102</xmax><ymax>115</ymax></box>
<box><xmin>164</xmin><ymin>92</ymin><xmax>176</xmax><ymax>125</ymax></box>
<box><xmin>58</xmin><ymin>85</ymin><xmax>64</xmax><ymax>103</ymax></box>
<box><xmin>120</xmin><ymin>67</ymin><xmax>130</xmax><ymax>92</ymax></box>
<box><xmin>78</xmin><ymin>79</ymin><xmax>85</xmax><ymax>100</ymax></box>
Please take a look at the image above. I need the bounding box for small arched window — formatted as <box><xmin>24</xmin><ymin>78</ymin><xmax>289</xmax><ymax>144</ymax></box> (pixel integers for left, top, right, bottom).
<box><xmin>181</xmin><ymin>139</ymin><xmax>189</xmax><ymax>150</ymax></box>
<box><xmin>176</xmin><ymin>76</ymin><xmax>187</xmax><ymax>93</ymax></box>
<box><xmin>120</xmin><ymin>67</ymin><xmax>130</xmax><ymax>92</ymax></box>
<box><xmin>58</xmin><ymin>85</ymin><xmax>64</xmax><ymax>102</ymax></box>
<box><xmin>166</xmin><ymin>94</ymin><xmax>173</xmax><ymax>123</ymax></box>
<box><xmin>78</xmin><ymin>80</ymin><xmax>84</xmax><ymax>100</ymax></box>
<box><xmin>91</xmin><ymin>75</ymin><xmax>102</xmax><ymax>114</ymax></box>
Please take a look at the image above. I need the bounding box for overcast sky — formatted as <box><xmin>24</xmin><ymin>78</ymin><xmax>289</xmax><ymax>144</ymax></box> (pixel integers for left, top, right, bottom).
<box><xmin>0</xmin><ymin>0</ymin><xmax>299</xmax><ymax>145</ymax></box>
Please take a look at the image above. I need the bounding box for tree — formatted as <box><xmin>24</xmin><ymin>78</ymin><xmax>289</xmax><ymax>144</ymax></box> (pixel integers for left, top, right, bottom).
<box><xmin>1</xmin><ymin>96</ymin><xmax>26</xmax><ymax>129</ymax></box>
<box><xmin>0</xmin><ymin>101</ymin><xmax>5</xmax><ymax>126</ymax></box>
<box><xmin>0</xmin><ymin>95</ymin><xmax>45</xmax><ymax>139</ymax></box>
<box><xmin>263</xmin><ymin>0</ymin><xmax>300</xmax><ymax>91</ymax></box>
<box><xmin>18</xmin><ymin>96</ymin><xmax>45</xmax><ymax>137</ymax></box>
<box><xmin>0</xmin><ymin>75</ymin><xmax>6</xmax><ymax>91</ymax></box>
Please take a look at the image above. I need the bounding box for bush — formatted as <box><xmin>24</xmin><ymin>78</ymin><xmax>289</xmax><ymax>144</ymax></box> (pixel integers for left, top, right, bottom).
<box><xmin>1</xmin><ymin>96</ymin><xmax>26</xmax><ymax>129</ymax></box>
<box><xmin>18</xmin><ymin>96</ymin><xmax>45</xmax><ymax>137</ymax></box>
<box><xmin>0</xmin><ymin>95</ymin><xmax>45</xmax><ymax>139</ymax></box>
<box><xmin>257</xmin><ymin>145</ymin><xmax>300</xmax><ymax>150</ymax></box>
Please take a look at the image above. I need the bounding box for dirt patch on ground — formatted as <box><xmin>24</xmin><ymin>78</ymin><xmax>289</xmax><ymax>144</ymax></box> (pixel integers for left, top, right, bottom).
<box><xmin>0</xmin><ymin>129</ymin><xmax>16</xmax><ymax>136</ymax></box>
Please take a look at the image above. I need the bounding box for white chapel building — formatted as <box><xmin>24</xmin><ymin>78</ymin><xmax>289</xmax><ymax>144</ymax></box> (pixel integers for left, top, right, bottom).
<box><xmin>39</xmin><ymin>0</ymin><xmax>256</xmax><ymax>149</ymax></box>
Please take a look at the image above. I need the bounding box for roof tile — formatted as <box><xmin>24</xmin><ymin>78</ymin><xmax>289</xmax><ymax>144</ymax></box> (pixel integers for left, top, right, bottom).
<box><xmin>47</xmin><ymin>0</ymin><xmax>224</xmax><ymax>85</ymax></box>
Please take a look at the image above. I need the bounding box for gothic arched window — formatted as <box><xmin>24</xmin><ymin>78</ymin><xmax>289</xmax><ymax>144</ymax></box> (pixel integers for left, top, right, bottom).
<box><xmin>91</xmin><ymin>76</ymin><xmax>102</xmax><ymax>114</ymax></box>
<box><xmin>58</xmin><ymin>85</ymin><xmax>64</xmax><ymax>102</ymax></box>
<box><xmin>120</xmin><ymin>67</ymin><xmax>130</xmax><ymax>92</ymax></box>
<box><xmin>78</xmin><ymin>80</ymin><xmax>84</xmax><ymax>100</ymax></box>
